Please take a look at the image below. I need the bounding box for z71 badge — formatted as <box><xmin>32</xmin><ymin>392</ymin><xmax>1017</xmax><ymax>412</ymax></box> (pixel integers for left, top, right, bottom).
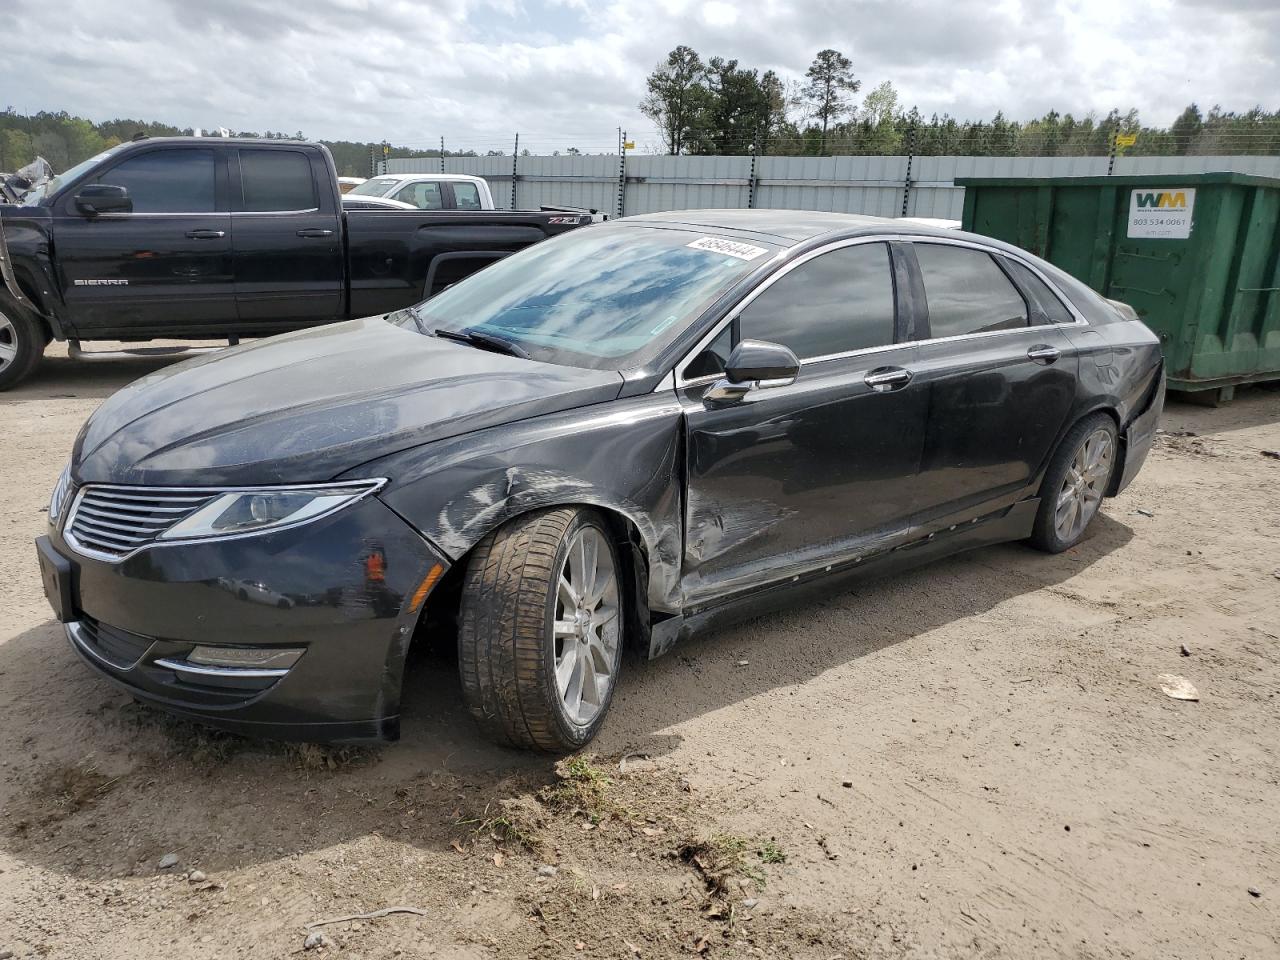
<box><xmin>547</xmin><ymin>216</ymin><xmax>581</xmax><ymax>225</ymax></box>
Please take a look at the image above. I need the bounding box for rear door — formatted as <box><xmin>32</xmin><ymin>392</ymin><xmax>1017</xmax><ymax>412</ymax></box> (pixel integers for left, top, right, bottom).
<box><xmin>679</xmin><ymin>240</ymin><xmax>928</xmax><ymax>606</ymax></box>
<box><xmin>905</xmin><ymin>240</ymin><xmax>1080</xmax><ymax>525</ymax></box>
<box><xmin>54</xmin><ymin>145</ymin><xmax>235</xmax><ymax>335</ymax></box>
<box><xmin>230</xmin><ymin>146</ymin><xmax>343</xmax><ymax>328</ymax></box>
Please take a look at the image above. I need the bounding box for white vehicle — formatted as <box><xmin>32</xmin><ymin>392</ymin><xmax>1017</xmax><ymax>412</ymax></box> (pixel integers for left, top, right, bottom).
<box><xmin>340</xmin><ymin>194</ymin><xmax>417</xmax><ymax>210</ymax></box>
<box><xmin>346</xmin><ymin>173</ymin><xmax>496</xmax><ymax>211</ymax></box>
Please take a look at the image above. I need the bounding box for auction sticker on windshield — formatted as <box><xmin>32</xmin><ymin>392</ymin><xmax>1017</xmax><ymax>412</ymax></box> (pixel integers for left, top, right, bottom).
<box><xmin>687</xmin><ymin>237</ymin><xmax>769</xmax><ymax>261</ymax></box>
<box><xmin>1127</xmin><ymin>187</ymin><xmax>1195</xmax><ymax>239</ymax></box>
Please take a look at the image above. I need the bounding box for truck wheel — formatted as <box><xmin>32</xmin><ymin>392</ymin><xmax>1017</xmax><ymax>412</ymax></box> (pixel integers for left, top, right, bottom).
<box><xmin>0</xmin><ymin>299</ymin><xmax>46</xmax><ymax>391</ymax></box>
<box><xmin>1029</xmin><ymin>413</ymin><xmax>1118</xmax><ymax>553</ymax></box>
<box><xmin>458</xmin><ymin>507</ymin><xmax>624</xmax><ymax>751</ymax></box>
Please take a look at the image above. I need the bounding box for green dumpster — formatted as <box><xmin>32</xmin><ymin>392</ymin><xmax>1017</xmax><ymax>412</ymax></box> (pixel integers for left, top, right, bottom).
<box><xmin>958</xmin><ymin>172</ymin><xmax>1280</xmax><ymax>400</ymax></box>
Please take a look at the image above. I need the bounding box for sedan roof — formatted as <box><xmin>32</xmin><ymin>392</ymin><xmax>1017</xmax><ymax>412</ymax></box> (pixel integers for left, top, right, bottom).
<box><xmin>623</xmin><ymin>209</ymin><xmax>895</xmax><ymax>243</ymax></box>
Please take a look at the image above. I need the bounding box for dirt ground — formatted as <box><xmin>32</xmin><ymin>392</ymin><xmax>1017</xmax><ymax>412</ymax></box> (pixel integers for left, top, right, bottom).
<box><xmin>1</xmin><ymin>342</ymin><xmax>1278</xmax><ymax>960</ymax></box>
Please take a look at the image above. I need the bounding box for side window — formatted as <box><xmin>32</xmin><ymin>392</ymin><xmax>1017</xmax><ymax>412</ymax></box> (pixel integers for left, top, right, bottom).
<box><xmin>94</xmin><ymin>148</ymin><xmax>215</xmax><ymax>213</ymax></box>
<box><xmin>452</xmin><ymin>182</ymin><xmax>483</xmax><ymax>210</ymax></box>
<box><xmin>1000</xmin><ymin>259</ymin><xmax>1076</xmax><ymax>324</ymax></box>
<box><xmin>684</xmin><ymin>325</ymin><xmax>733</xmax><ymax>380</ymax></box>
<box><xmin>239</xmin><ymin>149</ymin><xmax>316</xmax><ymax>212</ymax></box>
<box><xmin>914</xmin><ymin>243</ymin><xmax>1028</xmax><ymax>338</ymax></box>
<box><xmin>737</xmin><ymin>242</ymin><xmax>896</xmax><ymax>359</ymax></box>
<box><xmin>393</xmin><ymin>181</ymin><xmax>443</xmax><ymax>210</ymax></box>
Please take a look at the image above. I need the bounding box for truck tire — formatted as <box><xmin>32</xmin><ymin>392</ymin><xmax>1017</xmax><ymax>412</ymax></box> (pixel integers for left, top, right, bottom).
<box><xmin>458</xmin><ymin>507</ymin><xmax>625</xmax><ymax>751</ymax></box>
<box><xmin>1028</xmin><ymin>413</ymin><xmax>1119</xmax><ymax>553</ymax></box>
<box><xmin>0</xmin><ymin>297</ymin><xmax>47</xmax><ymax>391</ymax></box>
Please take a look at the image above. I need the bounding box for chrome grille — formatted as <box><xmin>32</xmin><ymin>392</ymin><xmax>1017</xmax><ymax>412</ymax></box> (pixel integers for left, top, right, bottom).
<box><xmin>66</xmin><ymin>486</ymin><xmax>215</xmax><ymax>559</ymax></box>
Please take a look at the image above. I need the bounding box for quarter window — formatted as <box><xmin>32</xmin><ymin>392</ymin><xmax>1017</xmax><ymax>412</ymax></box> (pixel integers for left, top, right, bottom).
<box><xmin>1000</xmin><ymin>258</ymin><xmax>1075</xmax><ymax>324</ymax></box>
<box><xmin>239</xmin><ymin>149</ymin><xmax>316</xmax><ymax>212</ymax></box>
<box><xmin>93</xmin><ymin>149</ymin><xmax>215</xmax><ymax>213</ymax></box>
<box><xmin>737</xmin><ymin>242</ymin><xmax>896</xmax><ymax>359</ymax></box>
<box><xmin>914</xmin><ymin>244</ymin><xmax>1028</xmax><ymax>339</ymax></box>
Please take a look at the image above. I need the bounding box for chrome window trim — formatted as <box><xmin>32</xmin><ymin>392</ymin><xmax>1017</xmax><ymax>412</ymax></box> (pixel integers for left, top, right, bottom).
<box><xmin>61</xmin><ymin>478</ymin><xmax>386</xmax><ymax>564</ymax></box>
<box><xmin>97</xmin><ymin>208</ymin><xmax>322</xmax><ymax>217</ymax></box>
<box><xmin>667</xmin><ymin>232</ymin><xmax>1088</xmax><ymax>391</ymax></box>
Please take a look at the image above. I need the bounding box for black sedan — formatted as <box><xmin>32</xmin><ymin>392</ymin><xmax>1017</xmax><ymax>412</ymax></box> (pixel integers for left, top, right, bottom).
<box><xmin>35</xmin><ymin>211</ymin><xmax>1165</xmax><ymax>750</ymax></box>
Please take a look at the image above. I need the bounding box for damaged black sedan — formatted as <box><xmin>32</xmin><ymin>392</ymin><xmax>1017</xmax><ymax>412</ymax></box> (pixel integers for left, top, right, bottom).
<box><xmin>35</xmin><ymin>211</ymin><xmax>1164</xmax><ymax>750</ymax></box>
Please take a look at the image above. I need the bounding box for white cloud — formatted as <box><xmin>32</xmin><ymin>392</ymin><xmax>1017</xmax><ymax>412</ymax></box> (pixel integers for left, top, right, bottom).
<box><xmin>2</xmin><ymin>0</ymin><xmax>1275</xmax><ymax>153</ymax></box>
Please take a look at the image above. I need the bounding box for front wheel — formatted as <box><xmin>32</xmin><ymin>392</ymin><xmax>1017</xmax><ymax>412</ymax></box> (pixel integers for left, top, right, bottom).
<box><xmin>458</xmin><ymin>507</ymin><xmax>624</xmax><ymax>751</ymax></box>
<box><xmin>1029</xmin><ymin>413</ymin><xmax>1118</xmax><ymax>553</ymax></box>
<box><xmin>0</xmin><ymin>299</ymin><xmax>47</xmax><ymax>391</ymax></box>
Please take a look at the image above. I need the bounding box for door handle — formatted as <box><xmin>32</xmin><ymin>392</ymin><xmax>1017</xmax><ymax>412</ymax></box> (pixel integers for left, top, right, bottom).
<box><xmin>864</xmin><ymin>366</ymin><xmax>913</xmax><ymax>391</ymax></box>
<box><xmin>1027</xmin><ymin>344</ymin><xmax>1061</xmax><ymax>364</ymax></box>
<box><xmin>185</xmin><ymin>229</ymin><xmax>225</xmax><ymax>239</ymax></box>
<box><xmin>296</xmin><ymin>228</ymin><xmax>335</xmax><ymax>238</ymax></box>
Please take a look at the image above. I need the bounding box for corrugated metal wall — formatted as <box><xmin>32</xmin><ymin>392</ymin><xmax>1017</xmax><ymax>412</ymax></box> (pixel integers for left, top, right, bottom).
<box><xmin>386</xmin><ymin>154</ymin><xmax>1280</xmax><ymax>219</ymax></box>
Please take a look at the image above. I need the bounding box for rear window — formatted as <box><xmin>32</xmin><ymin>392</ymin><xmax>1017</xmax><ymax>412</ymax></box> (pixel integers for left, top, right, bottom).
<box><xmin>1001</xmin><ymin>258</ymin><xmax>1075</xmax><ymax>324</ymax></box>
<box><xmin>239</xmin><ymin>149</ymin><xmax>317</xmax><ymax>212</ymax></box>
<box><xmin>914</xmin><ymin>243</ymin><xmax>1028</xmax><ymax>338</ymax></box>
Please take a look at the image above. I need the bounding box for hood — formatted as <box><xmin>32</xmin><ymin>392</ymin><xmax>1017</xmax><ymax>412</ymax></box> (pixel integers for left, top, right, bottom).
<box><xmin>73</xmin><ymin>316</ymin><xmax>623</xmax><ymax>486</ymax></box>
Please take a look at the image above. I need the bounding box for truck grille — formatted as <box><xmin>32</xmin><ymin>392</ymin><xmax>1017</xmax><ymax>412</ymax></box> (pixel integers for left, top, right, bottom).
<box><xmin>66</xmin><ymin>486</ymin><xmax>214</xmax><ymax>559</ymax></box>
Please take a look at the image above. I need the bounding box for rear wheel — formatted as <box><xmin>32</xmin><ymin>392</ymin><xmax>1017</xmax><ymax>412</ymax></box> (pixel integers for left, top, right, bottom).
<box><xmin>1029</xmin><ymin>414</ymin><xmax>1118</xmax><ymax>553</ymax></box>
<box><xmin>0</xmin><ymin>299</ymin><xmax>46</xmax><ymax>390</ymax></box>
<box><xmin>457</xmin><ymin>507</ymin><xmax>624</xmax><ymax>751</ymax></box>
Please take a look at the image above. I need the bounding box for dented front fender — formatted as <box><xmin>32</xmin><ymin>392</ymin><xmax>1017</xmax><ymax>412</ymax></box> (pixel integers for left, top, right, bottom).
<box><xmin>353</xmin><ymin>393</ymin><xmax>686</xmax><ymax>616</ymax></box>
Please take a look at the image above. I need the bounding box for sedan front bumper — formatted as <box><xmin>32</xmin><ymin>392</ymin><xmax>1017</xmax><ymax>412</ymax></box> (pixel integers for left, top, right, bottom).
<box><xmin>38</xmin><ymin>494</ymin><xmax>449</xmax><ymax>742</ymax></box>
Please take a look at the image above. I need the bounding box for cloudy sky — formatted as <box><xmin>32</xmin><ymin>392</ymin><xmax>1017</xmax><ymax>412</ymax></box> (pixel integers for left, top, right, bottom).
<box><xmin>3</xmin><ymin>0</ymin><xmax>1275</xmax><ymax>153</ymax></box>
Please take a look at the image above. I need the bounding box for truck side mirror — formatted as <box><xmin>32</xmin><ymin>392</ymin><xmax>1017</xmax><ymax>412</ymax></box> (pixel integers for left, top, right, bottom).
<box><xmin>74</xmin><ymin>184</ymin><xmax>132</xmax><ymax>217</ymax></box>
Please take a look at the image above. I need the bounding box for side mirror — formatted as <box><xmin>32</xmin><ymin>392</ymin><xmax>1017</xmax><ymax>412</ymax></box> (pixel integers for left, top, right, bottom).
<box><xmin>74</xmin><ymin>184</ymin><xmax>132</xmax><ymax>217</ymax></box>
<box><xmin>706</xmin><ymin>339</ymin><xmax>800</xmax><ymax>404</ymax></box>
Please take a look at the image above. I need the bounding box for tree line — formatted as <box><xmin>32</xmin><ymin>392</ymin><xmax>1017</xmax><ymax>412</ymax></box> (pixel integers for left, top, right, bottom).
<box><xmin>0</xmin><ymin>109</ymin><xmax>496</xmax><ymax>176</ymax></box>
<box><xmin>640</xmin><ymin>46</ymin><xmax>1280</xmax><ymax>157</ymax></box>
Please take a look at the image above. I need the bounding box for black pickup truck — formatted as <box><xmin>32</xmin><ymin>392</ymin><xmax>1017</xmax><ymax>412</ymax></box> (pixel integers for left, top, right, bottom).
<box><xmin>0</xmin><ymin>137</ymin><xmax>595</xmax><ymax>388</ymax></box>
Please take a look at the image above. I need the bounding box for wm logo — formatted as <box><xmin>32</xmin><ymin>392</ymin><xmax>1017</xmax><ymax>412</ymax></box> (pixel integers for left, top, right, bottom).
<box><xmin>1135</xmin><ymin>191</ymin><xmax>1187</xmax><ymax>209</ymax></box>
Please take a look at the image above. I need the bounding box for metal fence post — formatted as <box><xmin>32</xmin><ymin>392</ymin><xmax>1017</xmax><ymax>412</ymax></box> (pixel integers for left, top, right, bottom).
<box><xmin>616</xmin><ymin>128</ymin><xmax>627</xmax><ymax>219</ymax></box>
<box><xmin>1107</xmin><ymin>134</ymin><xmax>1117</xmax><ymax>176</ymax></box>
<box><xmin>748</xmin><ymin>133</ymin><xmax>759</xmax><ymax>209</ymax></box>
<box><xmin>368</xmin><ymin>145</ymin><xmax>375</xmax><ymax>177</ymax></box>
<box><xmin>511</xmin><ymin>133</ymin><xmax>519</xmax><ymax>209</ymax></box>
<box><xmin>901</xmin><ymin>125</ymin><xmax>916</xmax><ymax>217</ymax></box>
<box><xmin>440</xmin><ymin>136</ymin><xmax>445</xmax><ymax>174</ymax></box>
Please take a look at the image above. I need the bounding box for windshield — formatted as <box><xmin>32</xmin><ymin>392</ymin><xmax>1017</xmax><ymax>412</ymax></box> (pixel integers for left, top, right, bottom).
<box><xmin>21</xmin><ymin>143</ymin><xmax>131</xmax><ymax>204</ymax></box>
<box><xmin>401</xmin><ymin>224</ymin><xmax>778</xmax><ymax>370</ymax></box>
<box><xmin>348</xmin><ymin>177</ymin><xmax>401</xmax><ymax>197</ymax></box>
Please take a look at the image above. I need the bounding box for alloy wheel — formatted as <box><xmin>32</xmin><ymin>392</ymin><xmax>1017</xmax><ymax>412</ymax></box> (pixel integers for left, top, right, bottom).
<box><xmin>0</xmin><ymin>312</ymin><xmax>16</xmax><ymax>374</ymax></box>
<box><xmin>1054</xmin><ymin>427</ymin><xmax>1113</xmax><ymax>542</ymax></box>
<box><xmin>552</xmin><ymin>526</ymin><xmax>621</xmax><ymax>726</ymax></box>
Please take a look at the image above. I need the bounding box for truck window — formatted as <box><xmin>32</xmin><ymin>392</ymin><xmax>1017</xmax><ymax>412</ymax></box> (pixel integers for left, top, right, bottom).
<box><xmin>239</xmin><ymin>149</ymin><xmax>317</xmax><ymax>212</ymax></box>
<box><xmin>92</xmin><ymin>148</ymin><xmax>215</xmax><ymax>214</ymax></box>
<box><xmin>392</xmin><ymin>181</ymin><xmax>443</xmax><ymax>210</ymax></box>
<box><xmin>452</xmin><ymin>182</ymin><xmax>483</xmax><ymax>210</ymax></box>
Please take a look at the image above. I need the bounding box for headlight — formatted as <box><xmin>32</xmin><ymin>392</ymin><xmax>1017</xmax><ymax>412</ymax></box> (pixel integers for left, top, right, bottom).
<box><xmin>158</xmin><ymin>480</ymin><xmax>385</xmax><ymax>542</ymax></box>
<box><xmin>48</xmin><ymin>463</ymin><xmax>73</xmax><ymax>525</ymax></box>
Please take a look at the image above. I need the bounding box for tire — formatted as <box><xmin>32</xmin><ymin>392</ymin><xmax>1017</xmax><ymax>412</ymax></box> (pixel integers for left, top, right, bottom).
<box><xmin>1029</xmin><ymin>413</ymin><xmax>1119</xmax><ymax>553</ymax></box>
<box><xmin>0</xmin><ymin>297</ymin><xmax>47</xmax><ymax>391</ymax></box>
<box><xmin>458</xmin><ymin>507</ymin><xmax>625</xmax><ymax>751</ymax></box>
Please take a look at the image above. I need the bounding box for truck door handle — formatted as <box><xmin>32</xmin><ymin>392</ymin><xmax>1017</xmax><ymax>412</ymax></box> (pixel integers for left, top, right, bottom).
<box><xmin>1027</xmin><ymin>344</ymin><xmax>1061</xmax><ymax>364</ymax></box>
<box><xmin>864</xmin><ymin>367</ymin><xmax>913</xmax><ymax>391</ymax></box>
<box><xmin>185</xmin><ymin>229</ymin><xmax>225</xmax><ymax>239</ymax></box>
<box><xmin>296</xmin><ymin>228</ymin><xmax>335</xmax><ymax>238</ymax></box>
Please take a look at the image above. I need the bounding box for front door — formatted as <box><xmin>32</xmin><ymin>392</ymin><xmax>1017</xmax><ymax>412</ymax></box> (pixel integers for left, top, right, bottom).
<box><xmin>678</xmin><ymin>241</ymin><xmax>928</xmax><ymax>607</ymax></box>
<box><xmin>54</xmin><ymin>145</ymin><xmax>235</xmax><ymax>336</ymax></box>
<box><xmin>905</xmin><ymin>241</ymin><xmax>1079</xmax><ymax>525</ymax></box>
<box><xmin>230</xmin><ymin>147</ymin><xmax>343</xmax><ymax>328</ymax></box>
